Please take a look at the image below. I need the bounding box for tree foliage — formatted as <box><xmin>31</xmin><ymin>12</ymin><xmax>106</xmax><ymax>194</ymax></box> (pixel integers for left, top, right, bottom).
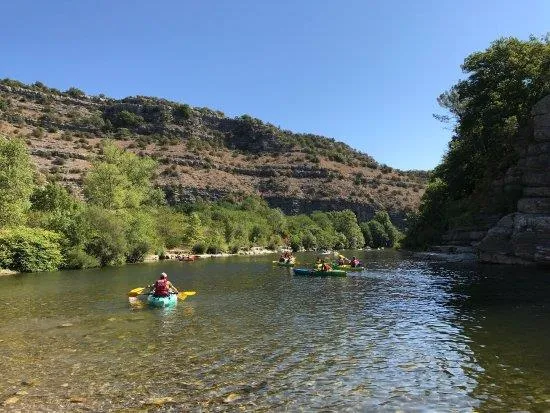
<box><xmin>0</xmin><ymin>139</ymin><xmax>404</xmax><ymax>272</ymax></box>
<box><xmin>0</xmin><ymin>227</ymin><xmax>63</xmax><ymax>272</ymax></box>
<box><xmin>406</xmin><ymin>35</ymin><xmax>550</xmax><ymax>248</ymax></box>
<box><xmin>84</xmin><ymin>141</ymin><xmax>161</xmax><ymax>209</ymax></box>
<box><xmin>0</xmin><ymin>138</ymin><xmax>35</xmax><ymax>228</ymax></box>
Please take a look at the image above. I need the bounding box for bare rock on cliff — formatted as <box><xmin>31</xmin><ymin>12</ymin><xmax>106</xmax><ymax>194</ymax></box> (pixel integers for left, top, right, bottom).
<box><xmin>478</xmin><ymin>94</ymin><xmax>550</xmax><ymax>266</ymax></box>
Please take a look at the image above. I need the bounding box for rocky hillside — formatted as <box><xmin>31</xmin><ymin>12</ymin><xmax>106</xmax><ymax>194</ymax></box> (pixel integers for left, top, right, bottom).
<box><xmin>0</xmin><ymin>79</ymin><xmax>427</xmax><ymax>226</ymax></box>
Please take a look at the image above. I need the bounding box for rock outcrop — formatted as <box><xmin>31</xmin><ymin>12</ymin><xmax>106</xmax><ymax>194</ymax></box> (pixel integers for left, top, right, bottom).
<box><xmin>478</xmin><ymin>95</ymin><xmax>550</xmax><ymax>265</ymax></box>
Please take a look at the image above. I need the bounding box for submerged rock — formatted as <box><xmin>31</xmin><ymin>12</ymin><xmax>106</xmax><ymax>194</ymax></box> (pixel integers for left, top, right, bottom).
<box><xmin>3</xmin><ymin>396</ymin><xmax>19</xmax><ymax>405</ymax></box>
<box><xmin>144</xmin><ymin>397</ymin><xmax>174</xmax><ymax>406</ymax></box>
<box><xmin>223</xmin><ymin>393</ymin><xmax>241</xmax><ymax>403</ymax></box>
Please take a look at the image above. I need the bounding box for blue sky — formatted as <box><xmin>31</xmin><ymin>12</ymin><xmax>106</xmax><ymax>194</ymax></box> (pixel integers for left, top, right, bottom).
<box><xmin>2</xmin><ymin>0</ymin><xmax>549</xmax><ymax>170</ymax></box>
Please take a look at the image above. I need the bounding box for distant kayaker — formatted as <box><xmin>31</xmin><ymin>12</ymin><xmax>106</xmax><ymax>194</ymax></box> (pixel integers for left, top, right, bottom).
<box><xmin>321</xmin><ymin>262</ymin><xmax>332</xmax><ymax>271</ymax></box>
<box><xmin>149</xmin><ymin>272</ymin><xmax>179</xmax><ymax>297</ymax></box>
<box><xmin>279</xmin><ymin>251</ymin><xmax>294</xmax><ymax>263</ymax></box>
<box><xmin>350</xmin><ymin>257</ymin><xmax>361</xmax><ymax>268</ymax></box>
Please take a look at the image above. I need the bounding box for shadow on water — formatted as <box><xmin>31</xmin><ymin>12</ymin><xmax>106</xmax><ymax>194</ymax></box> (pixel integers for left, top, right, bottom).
<box><xmin>442</xmin><ymin>262</ymin><xmax>550</xmax><ymax>412</ymax></box>
<box><xmin>0</xmin><ymin>250</ymin><xmax>548</xmax><ymax>411</ymax></box>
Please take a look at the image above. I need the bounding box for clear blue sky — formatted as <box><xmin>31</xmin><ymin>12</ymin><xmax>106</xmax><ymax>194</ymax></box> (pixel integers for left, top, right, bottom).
<box><xmin>2</xmin><ymin>1</ymin><xmax>549</xmax><ymax>170</ymax></box>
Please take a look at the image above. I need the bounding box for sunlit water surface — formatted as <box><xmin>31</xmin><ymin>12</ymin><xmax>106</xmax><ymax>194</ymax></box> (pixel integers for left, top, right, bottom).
<box><xmin>0</xmin><ymin>250</ymin><xmax>549</xmax><ymax>411</ymax></box>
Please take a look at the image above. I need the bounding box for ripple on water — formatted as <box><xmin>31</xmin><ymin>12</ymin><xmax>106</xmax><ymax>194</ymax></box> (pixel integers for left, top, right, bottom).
<box><xmin>0</xmin><ymin>252</ymin><xmax>549</xmax><ymax>411</ymax></box>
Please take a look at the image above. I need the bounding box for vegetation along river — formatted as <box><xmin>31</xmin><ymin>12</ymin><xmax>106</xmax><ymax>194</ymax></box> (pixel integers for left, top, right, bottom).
<box><xmin>0</xmin><ymin>250</ymin><xmax>549</xmax><ymax>411</ymax></box>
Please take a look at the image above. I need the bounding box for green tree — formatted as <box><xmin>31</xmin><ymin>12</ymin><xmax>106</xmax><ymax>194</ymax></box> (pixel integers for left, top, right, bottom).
<box><xmin>83</xmin><ymin>141</ymin><xmax>162</xmax><ymax>209</ymax></box>
<box><xmin>124</xmin><ymin>210</ymin><xmax>160</xmax><ymax>263</ymax></box>
<box><xmin>0</xmin><ymin>138</ymin><xmax>34</xmax><ymax>227</ymax></box>
<box><xmin>0</xmin><ymin>227</ymin><xmax>63</xmax><ymax>272</ymax></box>
<box><xmin>83</xmin><ymin>207</ymin><xmax>128</xmax><ymax>266</ymax></box>
<box><xmin>328</xmin><ymin>210</ymin><xmax>364</xmax><ymax>249</ymax></box>
<box><xmin>183</xmin><ymin>212</ymin><xmax>204</xmax><ymax>245</ymax></box>
<box><xmin>173</xmin><ymin>104</ymin><xmax>192</xmax><ymax>121</ymax></box>
<box><xmin>373</xmin><ymin>211</ymin><xmax>401</xmax><ymax>247</ymax></box>
<box><xmin>111</xmin><ymin>110</ymin><xmax>144</xmax><ymax>128</ymax></box>
<box><xmin>407</xmin><ymin>35</ymin><xmax>550</xmax><ymax>247</ymax></box>
<box><xmin>360</xmin><ymin>222</ymin><xmax>373</xmax><ymax>247</ymax></box>
<box><xmin>31</xmin><ymin>182</ymin><xmax>76</xmax><ymax>213</ymax></box>
<box><xmin>368</xmin><ymin>220</ymin><xmax>389</xmax><ymax>248</ymax></box>
<box><xmin>66</xmin><ymin>87</ymin><xmax>85</xmax><ymax>98</ymax></box>
<box><xmin>155</xmin><ymin>207</ymin><xmax>187</xmax><ymax>249</ymax></box>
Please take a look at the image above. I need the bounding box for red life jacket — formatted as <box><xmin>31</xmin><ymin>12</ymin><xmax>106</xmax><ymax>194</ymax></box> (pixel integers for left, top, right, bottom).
<box><xmin>154</xmin><ymin>279</ymin><xmax>169</xmax><ymax>297</ymax></box>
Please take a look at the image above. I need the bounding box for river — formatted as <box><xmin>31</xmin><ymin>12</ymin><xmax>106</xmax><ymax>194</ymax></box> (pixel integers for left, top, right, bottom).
<box><xmin>0</xmin><ymin>250</ymin><xmax>549</xmax><ymax>411</ymax></box>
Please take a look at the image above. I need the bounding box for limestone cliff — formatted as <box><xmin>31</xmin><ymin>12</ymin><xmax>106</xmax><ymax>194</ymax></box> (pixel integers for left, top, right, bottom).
<box><xmin>477</xmin><ymin>95</ymin><xmax>550</xmax><ymax>265</ymax></box>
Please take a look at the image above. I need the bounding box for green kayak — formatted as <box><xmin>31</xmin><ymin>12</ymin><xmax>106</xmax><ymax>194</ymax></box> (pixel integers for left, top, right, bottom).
<box><xmin>293</xmin><ymin>268</ymin><xmax>347</xmax><ymax>277</ymax></box>
<box><xmin>147</xmin><ymin>294</ymin><xmax>178</xmax><ymax>308</ymax></box>
<box><xmin>333</xmin><ymin>265</ymin><xmax>365</xmax><ymax>272</ymax></box>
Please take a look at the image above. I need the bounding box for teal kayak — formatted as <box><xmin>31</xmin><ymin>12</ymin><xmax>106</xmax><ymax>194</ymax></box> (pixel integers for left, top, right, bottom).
<box><xmin>147</xmin><ymin>294</ymin><xmax>178</xmax><ymax>308</ymax></box>
<box><xmin>333</xmin><ymin>265</ymin><xmax>365</xmax><ymax>272</ymax></box>
<box><xmin>293</xmin><ymin>268</ymin><xmax>347</xmax><ymax>277</ymax></box>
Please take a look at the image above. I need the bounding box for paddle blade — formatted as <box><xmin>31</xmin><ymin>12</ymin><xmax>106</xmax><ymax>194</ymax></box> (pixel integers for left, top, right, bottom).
<box><xmin>177</xmin><ymin>292</ymin><xmax>188</xmax><ymax>301</ymax></box>
<box><xmin>183</xmin><ymin>291</ymin><xmax>196</xmax><ymax>296</ymax></box>
<box><xmin>128</xmin><ymin>287</ymin><xmax>145</xmax><ymax>297</ymax></box>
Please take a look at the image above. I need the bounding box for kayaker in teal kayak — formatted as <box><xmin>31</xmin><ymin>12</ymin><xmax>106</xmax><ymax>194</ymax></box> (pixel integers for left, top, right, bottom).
<box><xmin>148</xmin><ymin>272</ymin><xmax>179</xmax><ymax>297</ymax></box>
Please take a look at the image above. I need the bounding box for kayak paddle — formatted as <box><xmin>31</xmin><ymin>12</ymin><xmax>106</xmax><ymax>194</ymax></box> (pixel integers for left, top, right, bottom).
<box><xmin>128</xmin><ymin>287</ymin><xmax>196</xmax><ymax>299</ymax></box>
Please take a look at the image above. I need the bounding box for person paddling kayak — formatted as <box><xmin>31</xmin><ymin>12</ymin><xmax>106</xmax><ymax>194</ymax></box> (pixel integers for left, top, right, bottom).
<box><xmin>148</xmin><ymin>272</ymin><xmax>179</xmax><ymax>297</ymax></box>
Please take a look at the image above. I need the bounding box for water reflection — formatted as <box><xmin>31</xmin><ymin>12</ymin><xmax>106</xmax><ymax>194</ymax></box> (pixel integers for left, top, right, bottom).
<box><xmin>444</xmin><ymin>262</ymin><xmax>550</xmax><ymax>412</ymax></box>
<box><xmin>0</xmin><ymin>251</ymin><xmax>548</xmax><ymax>411</ymax></box>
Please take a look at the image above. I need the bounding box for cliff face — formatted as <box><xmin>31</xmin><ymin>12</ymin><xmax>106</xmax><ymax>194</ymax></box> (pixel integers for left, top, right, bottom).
<box><xmin>0</xmin><ymin>80</ymin><xmax>427</xmax><ymax>228</ymax></box>
<box><xmin>477</xmin><ymin>95</ymin><xmax>550</xmax><ymax>265</ymax></box>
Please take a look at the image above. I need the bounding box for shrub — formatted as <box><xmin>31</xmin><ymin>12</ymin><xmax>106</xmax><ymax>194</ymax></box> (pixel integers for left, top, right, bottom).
<box><xmin>0</xmin><ymin>98</ymin><xmax>9</xmax><ymax>111</ymax></box>
<box><xmin>192</xmin><ymin>243</ymin><xmax>206</xmax><ymax>254</ymax></box>
<box><xmin>173</xmin><ymin>104</ymin><xmax>192</xmax><ymax>121</ymax></box>
<box><xmin>0</xmin><ymin>227</ymin><xmax>63</xmax><ymax>272</ymax></box>
<box><xmin>63</xmin><ymin>246</ymin><xmax>99</xmax><ymax>269</ymax></box>
<box><xmin>368</xmin><ymin>220</ymin><xmax>389</xmax><ymax>248</ymax></box>
<box><xmin>206</xmin><ymin>244</ymin><xmax>223</xmax><ymax>254</ymax></box>
<box><xmin>111</xmin><ymin>110</ymin><xmax>144</xmax><ymax>128</ymax></box>
<box><xmin>360</xmin><ymin>222</ymin><xmax>373</xmax><ymax>247</ymax></box>
<box><xmin>66</xmin><ymin>87</ymin><xmax>85</xmax><ymax>98</ymax></box>
<box><xmin>32</xmin><ymin>128</ymin><xmax>44</xmax><ymax>138</ymax></box>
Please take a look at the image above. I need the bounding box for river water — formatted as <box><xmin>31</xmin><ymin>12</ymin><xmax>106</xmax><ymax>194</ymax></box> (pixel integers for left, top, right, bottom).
<box><xmin>0</xmin><ymin>250</ymin><xmax>549</xmax><ymax>411</ymax></box>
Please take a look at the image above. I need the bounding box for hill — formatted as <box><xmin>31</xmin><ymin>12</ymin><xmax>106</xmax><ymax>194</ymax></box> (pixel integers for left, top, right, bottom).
<box><xmin>0</xmin><ymin>79</ymin><xmax>427</xmax><ymax>226</ymax></box>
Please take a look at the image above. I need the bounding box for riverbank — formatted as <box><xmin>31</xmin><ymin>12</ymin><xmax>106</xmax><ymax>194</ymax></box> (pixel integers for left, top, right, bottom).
<box><xmin>0</xmin><ymin>268</ymin><xmax>18</xmax><ymax>276</ymax></box>
<box><xmin>157</xmin><ymin>246</ymin><xmax>279</xmax><ymax>261</ymax></box>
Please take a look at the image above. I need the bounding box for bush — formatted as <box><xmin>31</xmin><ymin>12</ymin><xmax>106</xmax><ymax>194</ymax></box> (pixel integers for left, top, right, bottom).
<box><xmin>83</xmin><ymin>207</ymin><xmax>128</xmax><ymax>266</ymax></box>
<box><xmin>66</xmin><ymin>87</ymin><xmax>85</xmax><ymax>98</ymax></box>
<box><xmin>360</xmin><ymin>222</ymin><xmax>373</xmax><ymax>247</ymax></box>
<box><xmin>206</xmin><ymin>244</ymin><xmax>224</xmax><ymax>254</ymax></box>
<box><xmin>192</xmin><ymin>243</ymin><xmax>206</xmax><ymax>254</ymax></box>
<box><xmin>111</xmin><ymin>110</ymin><xmax>144</xmax><ymax>128</ymax></box>
<box><xmin>0</xmin><ymin>227</ymin><xmax>63</xmax><ymax>272</ymax></box>
<box><xmin>368</xmin><ymin>220</ymin><xmax>389</xmax><ymax>248</ymax></box>
<box><xmin>63</xmin><ymin>246</ymin><xmax>99</xmax><ymax>269</ymax></box>
<box><xmin>173</xmin><ymin>104</ymin><xmax>192</xmax><ymax>121</ymax></box>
